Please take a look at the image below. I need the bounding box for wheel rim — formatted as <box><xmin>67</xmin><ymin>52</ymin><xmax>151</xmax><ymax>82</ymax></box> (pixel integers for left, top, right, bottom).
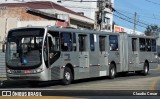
<box><xmin>145</xmin><ymin>66</ymin><xmax>148</xmax><ymax>74</ymax></box>
<box><xmin>65</xmin><ymin>72</ymin><xmax>71</xmax><ymax>81</ymax></box>
<box><xmin>111</xmin><ymin>68</ymin><xmax>115</xmax><ymax>77</ymax></box>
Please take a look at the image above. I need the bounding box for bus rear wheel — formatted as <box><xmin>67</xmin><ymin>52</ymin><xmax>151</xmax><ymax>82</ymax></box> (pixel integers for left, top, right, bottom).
<box><xmin>62</xmin><ymin>67</ymin><xmax>73</xmax><ymax>85</ymax></box>
<box><xmin>142</xmin><ymin>62</ymin><xmax>149</xmax><ymax>76</ymax></box>
<box><xmin>109</xmin><ymin>64</ymin><xmax>116</xmax><ymax>79</ymax></box>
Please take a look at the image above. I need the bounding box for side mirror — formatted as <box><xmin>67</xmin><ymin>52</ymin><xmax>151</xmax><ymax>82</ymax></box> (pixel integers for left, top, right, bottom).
<box><xmin>2</xmin><ymin>42</ymin><xmax>6</xmax><ymax>53</ymax></box>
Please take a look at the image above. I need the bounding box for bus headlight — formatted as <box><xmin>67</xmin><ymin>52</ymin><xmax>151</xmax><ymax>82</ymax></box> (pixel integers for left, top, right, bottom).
<box><xmin>36</xmin><ymin>68</ymin><xmax>43</xmax><ymax>73</ymax></box>
<box><xmin>7</xmin><ymin>69</ymin><xmax>12</xmax><ymax>74</ymax></box>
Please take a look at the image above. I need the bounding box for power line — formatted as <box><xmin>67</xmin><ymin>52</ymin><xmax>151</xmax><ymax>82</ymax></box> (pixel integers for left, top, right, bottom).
<box><xmin>114</xmin><ymin>10</ymin><xmax>150</xmax><ymax>27</ymax></box>
<box><xmin>113</xmin><ymin>13</ymin><xmax>147</xmax><ymax>28</ymax></box>
<box><xmin>145</xmin><ymin>0</ymin><xmax>160</xmax><ymax>6</ymax></box>
<box><xmin>114</xmin><ymin>8</ymin><xmax>160</xmax><ymax>26</ymax></box>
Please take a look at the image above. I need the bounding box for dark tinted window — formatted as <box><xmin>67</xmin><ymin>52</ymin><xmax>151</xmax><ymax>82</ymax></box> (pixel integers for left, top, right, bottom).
<box><xmin>109</xmin><ymin>35</ymin><xmax>118</xmax><ymax>51</ymax></box>
<box><xmin>60</xmin><ymin>32</ymin><xmax>72</xmax><ymax>51</ymax></box>
<box><xmin>139</xmin><ymin>38</ymin><xmax>145</xmax><ymax>51</ymax></box>
<box><xmin>146</xmin><ymin>39</ymin><xmax>151</xmax><ymax>51</ymax></box>
<box><xmin>99</xmin><ymin>36</ymin><xmax>106</xmax><ymax>51</ymax></box>
<box><xmin>73</xmin><ymin>33</ymin><xmax>76</xmax><ymax>51</ymax></box>
<box><xmin>132</xmin><ymin>38</ymin><xmax>137</xmax><ymax>51</ymax></box>
<box><xmin>79</xmin><ymin>34</ymin><xmax>87</xmax><ymax>51</ymax></box>
<box><xmin>90</xmin><ymin>34</ymin><xmax>95</xmax><ymax>51</ymax></box>
<box><xmin>151</xmin><ymin>39</ymin><xmax>156</xmax><ymax>52</ymax></box>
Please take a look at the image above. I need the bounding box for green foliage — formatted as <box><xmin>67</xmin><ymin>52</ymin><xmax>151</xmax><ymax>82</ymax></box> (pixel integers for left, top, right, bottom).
<box><xmin>144</xmin><ymin>25</ymin><xmax>160</xmax><ymax>36</ymax></box>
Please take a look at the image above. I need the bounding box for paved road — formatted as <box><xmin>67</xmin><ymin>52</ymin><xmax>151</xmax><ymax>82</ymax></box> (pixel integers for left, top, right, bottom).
<box><xmin>45</xmin><ymin>68</ymin><xmax>160</xmax><ymax>90</ymax></box>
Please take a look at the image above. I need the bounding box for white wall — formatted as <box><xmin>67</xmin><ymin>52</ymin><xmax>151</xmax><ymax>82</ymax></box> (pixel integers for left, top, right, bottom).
<box><xmin>26</xmin><ymin>0</ymin><xmax>97</xmax><ymax>20</ymax></box>
<box><xmin>54</xmin><ymin>0</ymin><xmax>97</xmax><ymax>20</ymax></box>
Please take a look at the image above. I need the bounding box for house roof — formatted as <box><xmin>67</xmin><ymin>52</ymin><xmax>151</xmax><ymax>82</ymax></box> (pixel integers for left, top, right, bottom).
<box><xmin>0</xmin><ymin>1</ymin><xmax>92</xmax><ymax>20</ymax></box>
<box><xmin>26</xmin><ymin>7</ymin><xmax>64</xmax><ymax>21</ymax></box>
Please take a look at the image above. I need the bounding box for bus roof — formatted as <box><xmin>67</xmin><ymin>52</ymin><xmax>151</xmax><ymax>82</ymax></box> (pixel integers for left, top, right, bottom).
<box><xmin>8</xmin><ymin>26</ymin><xmax>156</xmax><ymax>39</ymax></box>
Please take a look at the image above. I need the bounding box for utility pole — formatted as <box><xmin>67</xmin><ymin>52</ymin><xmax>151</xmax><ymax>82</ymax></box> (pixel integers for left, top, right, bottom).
<box><xmin>97</xmin><ymin>0</ymin><xmax>105</xmax><ymax>30</ymax></box>
<box><xmin>133</xmin><ymin>12</ymin><xmax>137</xmax><ymax>34</ymax></box>
<box><xmin>100</xmin><ymin>0</ymin><xmax>105</xmax><ymax>30</ymax></box>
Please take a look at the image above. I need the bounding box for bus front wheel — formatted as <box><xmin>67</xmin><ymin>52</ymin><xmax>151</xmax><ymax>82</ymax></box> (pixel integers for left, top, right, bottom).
<box><xmin>109</xmin><ymin>64</ymin><xmax>116</xmax><ymax>79</ymax></box>
<box><xmin>62</xmin><ymin>67</ymin><xmax>73</xmax><ymax>85</ymax></box>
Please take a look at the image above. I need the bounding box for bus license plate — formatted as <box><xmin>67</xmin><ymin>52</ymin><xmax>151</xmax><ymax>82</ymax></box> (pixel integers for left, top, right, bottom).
<box><xmin>24</xmin><ymin>70</ymin><xmax>31</xmax><ymax>74</ymax></box>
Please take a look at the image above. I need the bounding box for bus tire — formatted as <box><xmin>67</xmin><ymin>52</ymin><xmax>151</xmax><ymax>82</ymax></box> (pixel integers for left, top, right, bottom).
<box><xmin>142</xmin><ymin>62</ymin><xmax>149</xmax><ymax>76</ymax></box>
<box><xmin>109</xmin><ymin>64</ymin><xmax>116</xmax><ymax>79</ymax></box>
<box><xmin>62</xmin><ymin>67</ymin><xmax>73</xmax><ymax>85</ymax></box>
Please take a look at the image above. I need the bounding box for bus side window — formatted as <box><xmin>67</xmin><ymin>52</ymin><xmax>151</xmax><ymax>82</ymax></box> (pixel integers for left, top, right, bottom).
<box><xmin>73</xmin><ymin>33</ymin><xmax>76</xmax><ymax>51</ymax></box>
<box><xmin>48</xmin><ymin>36</ymin><xmax>53</xmax><ymax>51</ymax></box>
<box><xmin>151</xmin><ymin>39</ymin><xmax>156</xmax><ymax>52</ymax></box>
<box><xmin>90</xmin><ymin>34</ymin><xmax>95</xmax><ymax>51</ymax></box>
<box><xmin>79</xmin><ymin>34</ymin><xmax>87</xmax><ymax>51</ymax></box>
<box><xmin>99</xmin><ymin>36</ymin><xmax>106</xmax><ymax>51</ymax></box>
<box><xmin>139</xmin><ymin>38</ymin><xmax>145</xmax><ymax>51</ymax></box>
<box><xmin>146</xmin><ymin>39</ymin><xmax>151</xmax><ymax>51</ymax></box>
<box><xmin>61</xmin><ymin>32</ymin><xmax>72</xmax><ymax>51</ymax></box>
<box><xmin>132</xmin><ymin>38</ymin><xmax>137</xmax><ymax>51</ymax></box>
<box><xmin>109</xmin><ymin>35</ymin><xmax>118</xmax><ymax>51</ymax></box>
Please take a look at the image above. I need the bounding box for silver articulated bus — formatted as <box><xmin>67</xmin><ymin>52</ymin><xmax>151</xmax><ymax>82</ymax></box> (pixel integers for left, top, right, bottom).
<box><xmin>5</xmin><ymin>26</ymin><xmax>158</xmax><ymax>85</ymax></box>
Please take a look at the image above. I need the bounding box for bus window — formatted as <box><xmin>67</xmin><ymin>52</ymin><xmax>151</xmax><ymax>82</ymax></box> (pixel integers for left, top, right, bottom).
<box><xmin>132</xmin><ymin>38</ymin><xmax>137</xmax><ymax>51</ymax></box>
<box><xmin>61</xmin><ymin>33</ymin><xmax>72</xmax><ymax>51</ymax></box>
<box><xmin>151</xmin><ymin>39</ymin><xmax>156</xmax><ymax>52</ymax></box>
<box><xmin>139</xmin><ymin>38</ymin><xmax>145</xmax><ymax>51</ymax></box>
<box><xmin>79</xmin><ymin>34</ymin><xmax>87</xmax><ymax>51</ymax></box>
<box><xmin>90</xmin><ymin>34</ymin><xmax>95</xmax><ymax>51</ymax></box>
<box><xmin>73</xmin><ymin>33</ymin><xmax>76</xmax><ymax>51</ymax></box>
<box><xmin>109</xmin><ymin>35</ymin><xmax>118</xmax><ymax>51</ymax></box>
<box><xmin>47</xmin><ymin>32</ymin><xmax>60</xmax><ymax>52</ymax></box>
<box><xmin>99</xmin><ymin>36</ymin><xmax>106</xmax><ymax>51</ymax></box>
<box><xmin>146</xmin><ymin>39</ymin><xmax>151</xmax><ymax>51</ymax></box>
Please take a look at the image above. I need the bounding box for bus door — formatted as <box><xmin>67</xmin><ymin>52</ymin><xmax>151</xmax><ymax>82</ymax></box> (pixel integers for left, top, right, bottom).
<box><xmin>99</xmin><ymin>35</ymin><xmax>108</xmax><ymax>69</ymax></box>
<box><xmin>119</xmin><ymin>34</ymin><xmax>128</xmax><ymax>71</ymax></box>
<box><xmin>131</xmin><ymin>38</ymin><xmax>139</xmax><ymax>70</ymax></box>
<box><xmin>43</xmin><ymin>32</ymin><xmax>60</xmax><ymax>79</ymax></box>
<box><xmin>109</xmin><ymin>35</ymin><xmax>120</xmax><ymax>72</ymax></box>
<box><xmin>78</xmin><ymin>34</ymin><xmax>89</xmax><ymax>73</ymax></box>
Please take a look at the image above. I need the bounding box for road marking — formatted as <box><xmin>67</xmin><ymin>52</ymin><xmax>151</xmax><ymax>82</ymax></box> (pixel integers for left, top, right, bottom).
<box><xmin>152</xmin><ymin>78</ymin><xmax>160</xmax><ymax>90</ymax></box>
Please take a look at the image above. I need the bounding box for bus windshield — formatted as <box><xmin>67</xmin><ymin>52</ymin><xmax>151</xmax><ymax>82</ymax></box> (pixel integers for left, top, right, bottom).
<box><xmin>6</xmin><ymin>28</ymin><xmax>45</xmax><ymax>69</ymax></box>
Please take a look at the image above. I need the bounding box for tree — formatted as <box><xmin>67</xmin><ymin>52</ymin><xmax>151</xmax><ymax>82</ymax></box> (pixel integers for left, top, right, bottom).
<box><xmin>144</xmin><ymin>25</ymin><xmax>160</xmax><ymax>36</ymax></box>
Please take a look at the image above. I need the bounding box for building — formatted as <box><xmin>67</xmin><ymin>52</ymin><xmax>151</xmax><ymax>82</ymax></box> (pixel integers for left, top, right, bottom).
<box><xmin>22</xmin><ymin>0</ymin><xmax>114</xmax><ymax>32</ymax></box>
<box><xmin>114</xmin><ymin>25</ymin><xmax>144</xmax><ymax>35</ymax></box>
<box><xmin>52</xmin><ymin>0</ymin><xmax>114</xmax><ymax>32</ymax></box>
<box><xmin>0</xmin><ymin>1</ymin><xmax>94</xmax><ymax>46</ymax></box>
